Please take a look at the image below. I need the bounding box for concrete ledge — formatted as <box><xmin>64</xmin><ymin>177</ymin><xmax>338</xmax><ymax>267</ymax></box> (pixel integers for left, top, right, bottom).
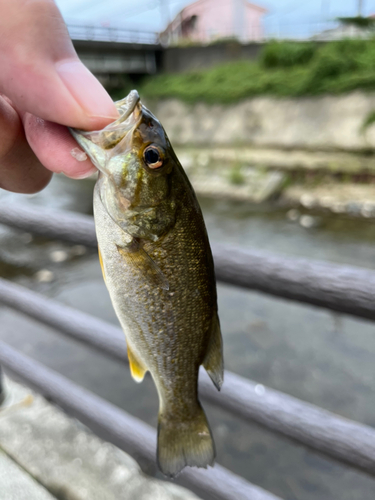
<box><xmin>0</xmin><ymin>449</ymin><xmax>56</xmax><ymax>500</ymax></box>
<box><xmin>0</xmin><ymin>378</ymin><xmax>200</xmax><ymax>500</ymax></box>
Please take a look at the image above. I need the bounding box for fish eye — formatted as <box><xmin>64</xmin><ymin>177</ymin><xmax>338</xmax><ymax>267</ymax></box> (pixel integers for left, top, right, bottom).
<box><xmin>144</xmin><ymin>146</ymin><xmax>163</xmax><ymax>169</ymax></box>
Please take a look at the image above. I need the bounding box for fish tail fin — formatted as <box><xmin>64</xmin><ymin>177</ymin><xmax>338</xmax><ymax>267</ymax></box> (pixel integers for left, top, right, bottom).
<box><xmin>157</xmin><ymin>403</ymin><xmax>215</xmax><ymax>477</ymax></box>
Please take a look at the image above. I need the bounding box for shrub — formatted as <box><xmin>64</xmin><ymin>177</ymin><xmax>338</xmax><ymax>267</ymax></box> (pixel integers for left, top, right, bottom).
<box><xmin>260</xmin><ymin>41</ymin><xmax>317</xmax><ymax>68</ymax></box>
<box><xmin>138</xmin><ymin>39</ymin><xmax>375</xmax><ymax>103</ymax></box>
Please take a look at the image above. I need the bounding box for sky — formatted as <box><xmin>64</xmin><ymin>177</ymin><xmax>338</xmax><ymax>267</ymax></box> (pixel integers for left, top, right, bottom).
<box><xmin>56</xmin><ymin>0</ymin><xmax>375</xmax><ymax>36</ymax></box>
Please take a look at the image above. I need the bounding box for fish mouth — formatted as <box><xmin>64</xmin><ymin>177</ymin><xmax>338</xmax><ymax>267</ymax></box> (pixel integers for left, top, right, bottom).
<box><xmin>69</xmin><ymin>90</ymin><xmax>143</xmax><ymax>175</ymax></box>
<box><xmin>114</xmin><ymin>89</ymin><xmax>141</xmax><ymax>123</ymax></box>
<box><xmin>83</xmin><ymin>89</ymin><xmax>142</xmax><ymax>150</ymax></box>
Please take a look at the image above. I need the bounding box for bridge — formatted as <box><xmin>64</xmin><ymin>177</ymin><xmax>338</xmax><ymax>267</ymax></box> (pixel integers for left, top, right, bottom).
<box><xmin>67</xmin><ymin>24</ymin><xmax>266</xmax><ymax>87</ymax></box>
<box><xmin>68</xmin><ymin>25</ymin><xmax>162</xmax><ymax>87</ymax></box>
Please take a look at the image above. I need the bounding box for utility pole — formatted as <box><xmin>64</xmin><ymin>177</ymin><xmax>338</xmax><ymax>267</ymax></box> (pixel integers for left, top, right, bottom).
<box><xmin>159</xmin><ymin>0</ymin><xmax>171</xmax><ymax>29</ymax></box>
<box><xmin>321</xmin><ymin>0</ymin><xmax>330</xmax><ymax>19</ymax></box>
<box><xmin>233</xmin><ymin>0</ymin><xmax>245</xmax><ymax>41</ymax></box>
<box><xmin>358</xmin><ymin>0</ymin><xmax>363</xmax><ymax>16</ymax></box>
<box><xmin>159</xmin><ymin>0</ymin><xmax>171</xmax><ymax>44</ymax></box>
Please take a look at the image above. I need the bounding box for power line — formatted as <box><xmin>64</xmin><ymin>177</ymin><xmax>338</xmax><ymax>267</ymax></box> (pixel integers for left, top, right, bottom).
<box><xmin>159</xmin><ymin>0</ymin><xmax>172</xmax><ymax>27</ymax></box>
<box><xmin>65</xmin><ymin>0</ymin><xmax>158</xmax><ymax>20</ymax></box>
<box><xmin>85</xmin><ymin>0</ymin><xmax>185</xmax><ymax>25</ymax></box>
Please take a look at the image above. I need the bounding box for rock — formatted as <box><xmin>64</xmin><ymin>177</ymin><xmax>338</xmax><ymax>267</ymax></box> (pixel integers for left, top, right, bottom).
<box><xmin>300</xmin><ymin>194</ymin><xmax>316</xmax><ymax>209</ymax></box>
<box><xmin>299</xmin><ymin>215</ymin><xmax>318</xmax><ymax>229</ymax></box>
<box><xmin>286</xmin><ymin>209</ymin><xmax>300</xmax><ymax>221</ymax></box>
<box><xmin>20</xmin><ymin>233</ymin><xmax>33</xmax><ymax>244</ymax></box>
<box><xmin>330</xmin><ymin>203</ymin><xmax>346</xmax><ymax>214</ymax></box>
<box><xmin>71</xmin><ymin>245</ymin><xmax>87</xmax><ymax>257</ymax></box>
<box><xmin>319</xmin><ymin>196</ymin><xmax>335</xmax><ymax>208</ymax></box>
<box><xmin>49</xmin><ymin>250</ymin><xmax>69</xmax><ymax>263</ymax></box>
<box><xmin>34</xmin><ymin>270</ymin><xmax>54</xmax><ymax>283</ymax></box>
<box><xmin>345</xmin><ymin>202</ymin><xmax>361</xmax><ymax>216</ymax></box>
<box><xmin>251</xmin><ymin>171</ymin><xmax>286</xmax><ymax>203</ymax></box>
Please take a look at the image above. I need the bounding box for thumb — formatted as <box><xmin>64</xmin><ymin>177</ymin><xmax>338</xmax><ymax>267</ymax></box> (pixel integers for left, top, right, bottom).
<box><xmin>0</xmin><ymin>0</ymin><xmax>118</xmax><ymax>130</ymax></box>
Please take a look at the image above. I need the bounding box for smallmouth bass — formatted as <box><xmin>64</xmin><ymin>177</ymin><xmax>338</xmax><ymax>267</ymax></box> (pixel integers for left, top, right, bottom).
<box><xmin>70</xmin><ymin>90</ymin><xmax>223</xmax><ymax>477</ymax></box>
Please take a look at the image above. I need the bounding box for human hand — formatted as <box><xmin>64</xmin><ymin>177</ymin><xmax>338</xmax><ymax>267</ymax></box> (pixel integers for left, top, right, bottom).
<box><xmin>0</xmin><ymin>0</ymin><xmax>119</xmax><ymax>194</ymax></box>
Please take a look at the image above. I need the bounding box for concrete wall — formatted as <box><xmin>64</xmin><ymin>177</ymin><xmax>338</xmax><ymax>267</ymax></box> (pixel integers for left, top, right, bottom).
<box><xmin>73</xmin><ymin>40</ymin><xmax>160</xmax><ymax>75</ymax></box>
<box><xmin>161</xmin><ymin>42</ymin><xmax>262</xmax><ymax>73</ymax></box>
<box><xmin>150</xmin><ymin>92</ymin><xmax>375</xmax><ymax>152</ymax></box>
<box><xmin>73</xmin><ymin>39</ymin><xmax>264</xmax><ymax>78</ymax></box>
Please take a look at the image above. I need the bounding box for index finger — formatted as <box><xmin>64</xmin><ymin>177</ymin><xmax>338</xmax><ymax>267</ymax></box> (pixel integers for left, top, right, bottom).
<box><xmin>0</xmin><ymin>0</ymin><xmax>118</xmax><ymax>131</ymax></box>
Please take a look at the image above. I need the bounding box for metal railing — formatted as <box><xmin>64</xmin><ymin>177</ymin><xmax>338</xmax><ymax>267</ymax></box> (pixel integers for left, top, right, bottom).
<box><xmin>67</xmin><ymin>24</ymin><xmax>159</xmax><ymax>45</ymax></box>
<box><xmin>1</xmin><ymin>203</ymin><xmax>375</xmax><ymax>498</ymax></box>
<box><xmin>66</xmin><ymin>20</ymin><xmax>371</xmax><ymax>48</ymax></box>
<box><xmin>1</xmin><ymin>203</ymin><xmax>375</xmax><ymax>321</ymax></box>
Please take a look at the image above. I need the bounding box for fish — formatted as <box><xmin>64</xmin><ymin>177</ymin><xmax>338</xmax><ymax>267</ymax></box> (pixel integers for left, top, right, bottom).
<box><xmin>70</xmin><ymin>90</ymin><xmax>223</xmax><ymax>477</ymax></box>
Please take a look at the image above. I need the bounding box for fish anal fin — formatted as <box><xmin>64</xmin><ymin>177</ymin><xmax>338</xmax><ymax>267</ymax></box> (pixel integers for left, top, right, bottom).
<box><xmin>98</xmin><ymin>246</ymin><xmax>105</xmax><ymax>282</ymax></box>
<box><xmin>127</xmin><ymin>345</ymin><xmax>147</xmax><ymax>383</ymax></box>
<box><xmin>117</xmin><ymin>244</ymin><xmax>169</xmax><ymax>291</ymax></box>
<box><xmin>203</xmin><ymin>313</ymin><xmax>224</xmax><ymax>391</ymax></box>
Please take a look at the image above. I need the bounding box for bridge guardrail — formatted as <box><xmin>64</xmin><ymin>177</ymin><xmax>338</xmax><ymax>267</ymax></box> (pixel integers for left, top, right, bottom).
<box><xmin>67</xmin><ymin>24</ymin><xmax>159</xmax><ymax>45</ymax></box>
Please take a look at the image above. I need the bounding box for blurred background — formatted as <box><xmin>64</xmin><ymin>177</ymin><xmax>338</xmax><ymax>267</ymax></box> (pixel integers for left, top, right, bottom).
<box><xmin>3</xmin><ymin>1</ymin><xmax>375</xmax><ymax>499</ymax></box>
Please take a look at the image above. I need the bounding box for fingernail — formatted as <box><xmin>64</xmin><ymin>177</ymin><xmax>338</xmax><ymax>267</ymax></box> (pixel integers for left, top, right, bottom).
<box><xmin>56</xmin><ymin>59</ymin><xmax>119</xmax><ymax>121</ymax></box>
<box><xmin>64</xmin><ymin>166</ymin><xmax>97</xmax><ymax>180</ymax></box>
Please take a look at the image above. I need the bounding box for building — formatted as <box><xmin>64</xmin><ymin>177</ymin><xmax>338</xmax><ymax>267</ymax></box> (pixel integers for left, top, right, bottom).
<box><xmin>312</xmin><ymin>16</ymin><xmax>375</xmax><ymax>41</ymax></box>
<box><xmin>161</xmin><ymin>0</ymin><xmax>267</xmax><ymax>45</ymax></box>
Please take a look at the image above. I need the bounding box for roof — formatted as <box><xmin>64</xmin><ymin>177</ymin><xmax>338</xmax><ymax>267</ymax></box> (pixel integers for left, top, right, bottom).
<box><xmin>179</xmin><ymin>0</ymin><xmax>267</xmax><ymax>17</ymax></box>
<box><xmin>161</xmin><ymin>0</ymin><xmax>267</xmax><ymax>35</ymax></box>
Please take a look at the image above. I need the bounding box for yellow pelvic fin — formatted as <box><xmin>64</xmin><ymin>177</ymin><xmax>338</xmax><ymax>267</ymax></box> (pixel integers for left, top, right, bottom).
<box><xmin>98</xmin><ymin>246</ymin><xmax>105</xmax><ymax>282</ymax></box>
<box><xmin>127</xmin><ymin>345</ymin><xmax>147</xmax><ymax>383</ymax></box>
<box><xmin>203</xmin><ymin>313</ymin><xmax>224</xmax><ymax>391</ymax></box>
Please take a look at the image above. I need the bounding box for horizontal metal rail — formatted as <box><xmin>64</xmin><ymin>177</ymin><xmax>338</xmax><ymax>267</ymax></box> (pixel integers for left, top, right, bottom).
<box><xmin>0</xmin><ymin>341</ymin><xmax>282</xmax><ymax>500</ymax></box>
<box><xmin>1</xmin><ymin>203</ymin><xmax>375</xmax><ymax>321</ymax></box>
<box><xmin>1</xmin><ymin>278</ymin><xmax>375</xmax><ymax>476</ymax></box>
<box><xmin>67</xmin><ymin>24</ymin><xmax>159</xmax><ymax>45</ymax></box>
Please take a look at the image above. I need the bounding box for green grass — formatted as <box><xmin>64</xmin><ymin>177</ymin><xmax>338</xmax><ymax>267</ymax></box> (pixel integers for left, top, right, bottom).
<box><xmin>361</xmin><ymin>110</ymin><xmax>375</xmax><ymax>132</ymax></box>
<box><xmin>138</xmin><ymin>39</ymin><xmax>375</xmax><ymax>103</ymax></box>
<box><xmin>228</xmin><ymin>163</ymin><xmax>245</xmax><ymax>185</ymax></box>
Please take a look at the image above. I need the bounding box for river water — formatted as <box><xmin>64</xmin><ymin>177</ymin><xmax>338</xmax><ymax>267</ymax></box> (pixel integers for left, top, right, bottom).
<box><xmin>1</xmin><ymin>174</ymin><xmax>375</xmax><ymax>500</ymax></box>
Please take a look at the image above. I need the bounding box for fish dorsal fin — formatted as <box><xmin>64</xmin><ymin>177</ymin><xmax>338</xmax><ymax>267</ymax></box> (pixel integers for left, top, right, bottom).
<box><xmin>117</xmin><ymin>244</ymin><xmax>169</xmax><ymax>291</ymax></box>
<box><xmin>203</xmin><ymin>313</ymin><xmax>224</xmax><ymax>391</ymax></box>
<box><xmin>127</xmin><ymin>345</ymin><xmax>147</xmax><ymax>383</ymax></box>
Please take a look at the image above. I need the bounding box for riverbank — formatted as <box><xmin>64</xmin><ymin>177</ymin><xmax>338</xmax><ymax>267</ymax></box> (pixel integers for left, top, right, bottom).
<box><xmin>137</xmin><ymin>91</ymin><xmax>375</xmax><ymax>216</ymax></box>
<box><xmin>174</xmin><ymin>145</ymin><xmax>375</xmax><ymax>218</ymax></box>
<box><xmin>150</xmin><ymin>92</ymin><xmax>375</xmax><ymax>152</ymax></box>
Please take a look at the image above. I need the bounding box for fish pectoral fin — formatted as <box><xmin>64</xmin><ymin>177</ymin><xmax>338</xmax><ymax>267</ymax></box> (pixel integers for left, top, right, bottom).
<box><xmin>127</xmin><ymin>345</ymin><xmax>147</xmax><ymax>383</ymax></box>
<box><xmin>203</xmin><ymin>313</ymin><xmax>224</xmax><ymax>391</ymax></box>
<box><xmin>98</xmin><ymin>246</ymin><xmax>105</xmax><ymax>282</ymax></box>
<box><xmin>117</xmin><ymin>245</ymin><xmax>169</xmax><ymax>291</ymax></box>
